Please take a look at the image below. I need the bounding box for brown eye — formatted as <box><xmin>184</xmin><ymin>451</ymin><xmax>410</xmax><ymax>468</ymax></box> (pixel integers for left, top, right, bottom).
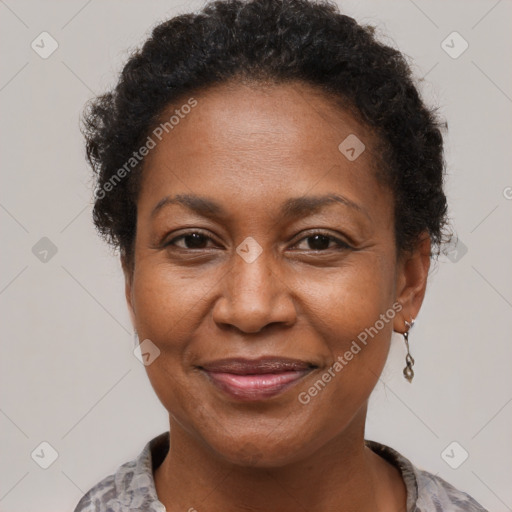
<box><xmin>167</xmin><ymin>232</ymin><xmax>213</xmax><ymax>249</ymax></box>
<box><xmin>305</xmin><ymin>234</ymin><xmax>331</xmax><ymax>250</ymax></box>
<box><xmin>294</xmin><ymin>232</ymin><xmax>351</xmax><ymax>251</ymax></box>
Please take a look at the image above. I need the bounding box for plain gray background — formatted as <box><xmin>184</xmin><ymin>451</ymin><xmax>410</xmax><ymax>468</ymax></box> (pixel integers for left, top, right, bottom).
<box><xmin>1</xmin><ymin>0</ymin><xmax>511</xmax><ymax>510</ymax></box>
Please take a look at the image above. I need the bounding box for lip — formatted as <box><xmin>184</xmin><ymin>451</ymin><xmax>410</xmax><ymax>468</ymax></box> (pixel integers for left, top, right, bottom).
<box><xmin>198</xmin><ymin>357</ymin><xmax>317</xmax><ymax>401</ymax></box>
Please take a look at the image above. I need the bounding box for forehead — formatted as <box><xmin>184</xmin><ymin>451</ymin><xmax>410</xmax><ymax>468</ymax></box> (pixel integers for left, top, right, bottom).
<box><xmin>137</xmin><ymin>81</ymin><xmax>390</xmax><ymax>221</ymax></box>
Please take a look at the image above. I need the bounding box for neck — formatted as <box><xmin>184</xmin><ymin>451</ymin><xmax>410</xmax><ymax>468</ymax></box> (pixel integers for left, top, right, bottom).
<box><xmin>154</xmin><ymin>404</ymin><xmax>405</xmax><ymax>512</ymax></box>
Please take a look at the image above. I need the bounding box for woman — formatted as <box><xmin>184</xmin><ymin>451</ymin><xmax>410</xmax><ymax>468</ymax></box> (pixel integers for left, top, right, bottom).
<box><xmin>74</xmin><ymin>0</ymin><xmax>487</xmax><ymax>510</ymax></box>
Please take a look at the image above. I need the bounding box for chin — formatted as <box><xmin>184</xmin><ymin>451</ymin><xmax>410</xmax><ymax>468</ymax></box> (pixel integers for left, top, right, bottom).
<box><xmin>206</xmin><ymin>432</ymin><xmax>312</xmax><ymax>469</ymax></box>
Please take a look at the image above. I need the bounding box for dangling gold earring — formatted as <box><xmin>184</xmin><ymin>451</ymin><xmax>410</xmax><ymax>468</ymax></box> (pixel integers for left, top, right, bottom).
<box><xmin>403</xmin><ymin>318</ymin><xmax>415</xmax><ymax>383</ymax></box>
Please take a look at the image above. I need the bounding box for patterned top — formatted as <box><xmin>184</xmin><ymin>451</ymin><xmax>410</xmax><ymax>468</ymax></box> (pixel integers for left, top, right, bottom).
<box><xmin>73</xmin><ymin>431</ymin><xmax>488</xmax><ymax>512</ymax></box>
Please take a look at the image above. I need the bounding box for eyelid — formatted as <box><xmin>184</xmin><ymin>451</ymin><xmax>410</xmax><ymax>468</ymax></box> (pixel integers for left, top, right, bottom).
<box><xmin>163</xmin><ymin>229</ymin><xmax>352</xmax><ymax>251</ymax></box>
<box><xmin>290</xmin><ymin>230</ymin><xmax>352</xmax><ymax>250</ymax></box>
<box><xmin>165</xmin><ymin>229</ymin><xmax>222</xmax><ymax>249</ymax></box>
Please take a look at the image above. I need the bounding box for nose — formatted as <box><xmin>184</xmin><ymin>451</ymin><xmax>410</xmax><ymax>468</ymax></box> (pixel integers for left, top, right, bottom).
<box><xmin>211</xmin><ymin>248</ymin><xmax>297</xmax><ymax>334</ymax></box>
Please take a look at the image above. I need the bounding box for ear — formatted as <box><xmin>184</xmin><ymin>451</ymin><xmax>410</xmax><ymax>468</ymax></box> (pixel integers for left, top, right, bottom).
<box><xmin>121</xmin><ymin>253</ymin><xmax>137</xmax><ymax>331</ymax></box>
<box><xmin>393</xmin><ymin>232</ymin><xmax>431</xmax><ymax>333</ymax></box>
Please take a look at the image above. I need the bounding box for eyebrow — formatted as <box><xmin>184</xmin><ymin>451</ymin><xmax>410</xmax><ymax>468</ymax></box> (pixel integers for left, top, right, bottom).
<box><xmin>150</xmin><ymin>193</ymin><xmax>369</xmax><ymax>220</ymax></box>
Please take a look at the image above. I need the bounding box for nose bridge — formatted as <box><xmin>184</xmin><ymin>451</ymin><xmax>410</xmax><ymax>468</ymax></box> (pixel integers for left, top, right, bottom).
<box><xmin>232</xmin><ymin>246</ymin><xmax>273</xmax><ymax>301</ymax></box>
<box><xmin>212</xmin><ymin>239</ymin><xmax>296</xmax><ymax>333</ymax></box>
<box><xmin>230</xmin><ymin>243</ymin><xmax>278</xmax><ymax>315</ymax></box>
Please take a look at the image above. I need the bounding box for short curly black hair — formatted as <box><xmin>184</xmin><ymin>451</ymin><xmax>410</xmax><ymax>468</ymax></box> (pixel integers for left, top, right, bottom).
<box><xmin>83</xmin><ymin>0</ymin><xmax>449</xmax><ymax>272</ymax></box>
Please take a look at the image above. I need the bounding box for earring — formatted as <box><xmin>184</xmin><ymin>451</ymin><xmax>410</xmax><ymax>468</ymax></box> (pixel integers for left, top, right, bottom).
<box><xmin>403</xmin><ymin>318</ymin><xmax>415</xmax><ymax>383</ymax></box>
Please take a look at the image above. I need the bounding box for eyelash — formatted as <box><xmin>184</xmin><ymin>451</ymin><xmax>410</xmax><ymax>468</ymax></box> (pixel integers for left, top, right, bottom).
<box><xmin>164</xmin><ymin>230</ymin><xmax>352</xmax><ymax>251</ymax></box>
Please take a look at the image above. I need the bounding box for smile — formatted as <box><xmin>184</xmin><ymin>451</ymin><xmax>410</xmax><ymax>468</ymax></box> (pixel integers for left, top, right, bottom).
<box><xmin>197</xmin><ymin>356</ymin><xmax>317</xmax><ymax>401</ymax></box>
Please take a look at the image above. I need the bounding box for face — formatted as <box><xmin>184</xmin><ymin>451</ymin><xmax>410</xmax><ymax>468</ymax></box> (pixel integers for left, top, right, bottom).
<box><xmin>124</xmin><ymin>81</ymin><xmax>428</xmax><ymax>467</ymax></box>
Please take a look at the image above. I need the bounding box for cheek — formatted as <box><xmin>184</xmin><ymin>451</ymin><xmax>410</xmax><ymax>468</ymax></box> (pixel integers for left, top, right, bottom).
<box><xmin>130</xmin><ymin>262</ymin><xmax>211</xmax><ymax>423</ymax></box>
<box><xmin>130</xmin><ymin>261</ymin><xmax>222</xmax><ymax>413</ymax></box>
<box><xmin>133</xmin><ymin>249</ymin><xmax>396</xmax><ymax>372</ymax></box>
<box><xmin>292</xmin><ymin>280</ymin><xmax>395</xmax><ymax>445</ymax></box>
<box><xmin>294</xmin><ymin>255</ymin><xmax>396</xmax><ymax>397</ymax></box>
<box><xmin>131</xmin><ymin>261</ymin><xmax>218</xmax><ymax>346</ymax></box>
<box><xmin>295</xmin><ymin>253</ymin><xmax>396</xmax><ymax>343</ymax></box>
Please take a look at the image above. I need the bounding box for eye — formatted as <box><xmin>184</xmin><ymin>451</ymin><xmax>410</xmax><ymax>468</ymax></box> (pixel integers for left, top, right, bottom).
<box><xmin>163</xmin><ymin>230</ymin><xmax>351</xmax><ymax>251</ymax></box>
<box><xmin>293</xmin><ymin>232</ymin><xmax>351</xmax><ymax>251</ymax></box>
<box><xmin>165</xmin><ymin>231</ymin><xmax>217</xmax><ymax>250</ymax></box>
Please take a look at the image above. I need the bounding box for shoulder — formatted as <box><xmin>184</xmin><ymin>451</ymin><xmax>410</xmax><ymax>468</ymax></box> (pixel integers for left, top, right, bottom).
<box><xmin>73</xmin><ymin>473</ymin><xmax>115</xmax><ymax>511</ymax></box>
<box><xmin>414</xmin><ymin>466</ymin><xmax>488</xmax><ymax>512</ymax></box>
<box><xmin>72</xmin><ymin>459</ymin><xmax>137</xmax><ymax>512</ymax></box>
<box><xmin>73</xmin><ymin>432</ymin><xmax>169</xmax><ymax>512</ymax></box>
<box><xmin>365</xmin><ymin>440</ymin><xmax>488</xmax><ymax>512</ymax></box>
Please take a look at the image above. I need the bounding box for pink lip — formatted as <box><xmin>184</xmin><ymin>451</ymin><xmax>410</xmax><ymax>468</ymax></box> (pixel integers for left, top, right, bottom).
<box><xmin>198</xmin><ymin>357</ymin><xmax>316</xmax><ymax>401</ymax></box>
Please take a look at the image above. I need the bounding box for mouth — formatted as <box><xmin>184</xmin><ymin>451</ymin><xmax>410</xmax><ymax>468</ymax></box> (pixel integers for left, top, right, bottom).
<box><xmin>197</xmin><ymin>356</ymin><xmax>318</xmax><ymax>402</ymax></box>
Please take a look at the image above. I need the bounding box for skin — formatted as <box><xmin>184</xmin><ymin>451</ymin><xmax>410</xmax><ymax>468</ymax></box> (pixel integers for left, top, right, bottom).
<box><xmin>122</xmin><ymin>81</ymin><xmax>431</xmax><ymax>512</ymax></box>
